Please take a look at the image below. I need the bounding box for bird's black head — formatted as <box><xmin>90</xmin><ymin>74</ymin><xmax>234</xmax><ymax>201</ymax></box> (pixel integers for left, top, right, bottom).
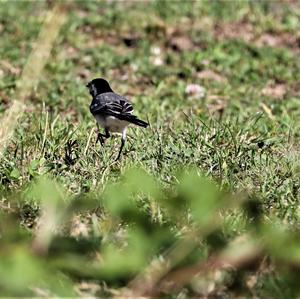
<box><xmin>86</xmin><ymin>78</ymin><xmax>113</xmax><ymax>97</ymax></box>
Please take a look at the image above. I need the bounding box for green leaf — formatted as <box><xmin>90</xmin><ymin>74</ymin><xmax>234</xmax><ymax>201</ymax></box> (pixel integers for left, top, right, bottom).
<box><xmin>179</xmin><ymin>170</ymin><xmax>222</xmax><ymax>226</ymax></box>
<box><xmin>10</xmin><ymin>168</ymin><xmax>20</xmax><ymax>179</ymax></box>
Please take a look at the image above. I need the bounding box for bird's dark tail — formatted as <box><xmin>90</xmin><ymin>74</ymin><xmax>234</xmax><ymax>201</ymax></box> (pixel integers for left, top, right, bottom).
<box><xmin>129</xmin><ymin>117</ymin><xmax>149</xmax><ymax>128</ymax></box>
<box><xmin>117</xmin><ymin>114</ymin><xmax>149</xmax><ymax>128</ymax></box>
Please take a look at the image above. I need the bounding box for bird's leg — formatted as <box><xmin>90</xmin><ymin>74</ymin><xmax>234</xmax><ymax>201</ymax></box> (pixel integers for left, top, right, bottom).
<box><xmin>96</xmin><ymin>133</ymin><xmax>104</xmax><ymax>146</ymax></box>
<box><xmin>116</xmin><ymin>128</ymin><xmax>126</xmax><ymax>161</ymax></box>
<box><xmin>116</xmin><ymin>139</ymin><xmax>125</xmax><ymax>161</ymax></box>
<box><xmin>96</xmin><ymin>127</ymin><xmax>110</xmax><ymax>146</ymax></box>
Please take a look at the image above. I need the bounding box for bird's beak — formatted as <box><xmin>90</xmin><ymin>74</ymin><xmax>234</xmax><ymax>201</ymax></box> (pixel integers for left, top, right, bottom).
<box><xmin>86</xmin><ymin>82</ymin><xmax>90</xmax><ymax>88</ymax></box>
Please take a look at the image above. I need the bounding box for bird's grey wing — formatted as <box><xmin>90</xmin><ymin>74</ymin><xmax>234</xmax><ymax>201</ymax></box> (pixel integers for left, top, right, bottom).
<box><xmin>91</xmin><ymin>93</ymin><xmax>148</xmax><ymax>128</ymax></box>
<box><xmin>90</xmin><ymin>92</ymin><xmax>133</xmax><ymax>115</ymax></box>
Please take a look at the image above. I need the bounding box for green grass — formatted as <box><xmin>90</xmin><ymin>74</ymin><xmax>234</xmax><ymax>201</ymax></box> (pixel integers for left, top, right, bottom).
<box><xmin>0</xmin><ymin>1</ymin><xmax>300</xmax><ymax>297</ymax></box>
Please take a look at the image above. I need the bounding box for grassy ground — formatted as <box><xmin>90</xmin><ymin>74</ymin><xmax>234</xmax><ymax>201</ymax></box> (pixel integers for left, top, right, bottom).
<box><xmin>0</xmin><ymin>1</ymin><xmax>300</xmax><ymax>297</ymax></box>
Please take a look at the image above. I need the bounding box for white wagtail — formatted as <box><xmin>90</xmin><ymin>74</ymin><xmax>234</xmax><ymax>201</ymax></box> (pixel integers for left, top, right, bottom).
<box><xmin>86</xmin><ymin>78</ymin><xmax>149</xmax><ymax>160</ymax></box>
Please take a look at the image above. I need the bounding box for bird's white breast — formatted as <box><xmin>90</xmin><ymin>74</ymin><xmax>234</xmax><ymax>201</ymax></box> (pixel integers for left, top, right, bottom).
<box><xmin>95</xmin><ymin>115</ymin><xmax>129</xmax><ymax>133</ymax></box>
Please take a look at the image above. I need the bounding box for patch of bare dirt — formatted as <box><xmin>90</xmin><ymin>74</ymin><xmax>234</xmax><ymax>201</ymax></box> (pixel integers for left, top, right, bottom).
<box><xmin>256</xmin><ymin>32</ymin><xmax>300</xmax><ymax>52</ymax></box>
<box><xmin>166</xmin><ymin>34</ymin><xmax>194</xmax><ymax>52</ymax></box>
<box><xmin>213</xmin><ymin>20</ymin><xmax>300</xmax><ymax>54</ymax></box>
<box><xmin>261</xmin><ymin>81</ymin><xmax>287</xmax><ymax>99</ymax></box>
<box><xmin>290</xmin><ymin>81</ymin><xmax>300</xmax><ymax>97</ymax></box>
<box><xmin>165</xmin><ymin>19</ymin><xmax>205</xmax><ymax>52</ymax></box>
<box><xmin>0</xmin><ymin>91</ymin><xmax>10</xmax><ymax>109</ymax></box>
<box><xmin>197</xmin><ymin>70</ymin><xmax>227</xmax><ymax>83</ymax></box>
<box><xmin>81</xmin><ymin>32</ymin><xmax>121</xmax><ymax>48</ymax></box>
<box><xmin>213</xmin><ymin>20</ymin><xmax>255</xmax><ymax>43</ymax></box>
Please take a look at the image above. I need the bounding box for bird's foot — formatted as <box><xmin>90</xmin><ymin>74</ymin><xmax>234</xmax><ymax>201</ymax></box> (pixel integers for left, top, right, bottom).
<box><xmin>96</xmin><ymin>132</ymin><xmax>105</xmax><ymax>146</ymax></box>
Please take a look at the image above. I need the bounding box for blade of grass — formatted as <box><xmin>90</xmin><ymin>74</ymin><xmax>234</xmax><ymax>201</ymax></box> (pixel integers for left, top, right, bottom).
<box><xmin>0</xmin><ymin>3</ymin><xmax>67</xmax><ymax>156</ymax></box>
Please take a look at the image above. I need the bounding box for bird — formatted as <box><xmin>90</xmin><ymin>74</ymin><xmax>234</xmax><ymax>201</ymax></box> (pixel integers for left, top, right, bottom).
<box><xmin>86</xmin><ymin>78</ymin><xmax>149</xmax><ymax>160</ymax></box>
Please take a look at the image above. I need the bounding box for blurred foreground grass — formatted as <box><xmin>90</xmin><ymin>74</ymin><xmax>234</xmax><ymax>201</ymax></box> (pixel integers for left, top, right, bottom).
<box><xmin>2</xmin><ymin>169</ymin><xmax>300</xmax><ymax>297</ymax></box>
<box><xmin>0</xmin><ymin>1</ymin><xmax>300</xmax><ymax>297</ymax></box>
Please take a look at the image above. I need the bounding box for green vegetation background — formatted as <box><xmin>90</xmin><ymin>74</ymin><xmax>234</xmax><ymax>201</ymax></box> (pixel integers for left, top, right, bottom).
<box><xmin>0</xmin><ymin>1</ymin><xmax>299</xmax><ymax>297</ymax></box>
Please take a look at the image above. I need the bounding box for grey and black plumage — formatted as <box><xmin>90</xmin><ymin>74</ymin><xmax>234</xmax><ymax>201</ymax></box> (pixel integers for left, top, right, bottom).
<box><xmin>86</xmin><ymin>78</ymin><xmax>149</xmax><ymax>160</ymax></box>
